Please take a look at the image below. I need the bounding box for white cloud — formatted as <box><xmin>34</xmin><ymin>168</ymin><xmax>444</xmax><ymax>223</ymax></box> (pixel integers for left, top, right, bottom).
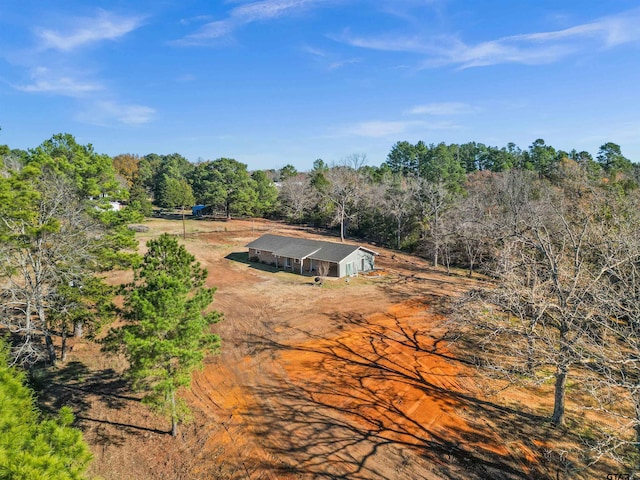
<box><xmin>233</xmin><ymin>0</ymin><xmax>320</xmax><ymax>22</ymax></box>
<box><xmin>179</xmin><ymin>15</ymin><xmax>214</xmax><ymax>26</ymax></box>
<box><xmin>406</xmin><ymin>102</ymin><xmax>478</xmax><ymax>116</ymax></box>
<box><xmin>301</xmin><ymin>44</ymin><xmax>360</xmax><ymax>70</ymax></box>
<box><xmin>14</xmin><ymin>67</ymin><xmax>102</xmax><ymax>97</ymax></box>
<box><xmin>15</xmin><ymin>68</ymin><xmax>155</xmax><ymax>125</ymax></box>
<box><xmin>341</xmin><ymin>118</ymin><xmax>457</xmax><ymax>138</ymax></box>
<box><xmin>36</xmin><ymin>10</ymin><xmax>144</xmax><ymax>51</ymax></box>
<box><xmin>77</xmin><ymin>100</ymin><xmax>155</xmax><ymax>126</ymax></box>
<box><xmin>98</xmin><ymin>101</ymin><xmax>155</xmax><ymax>125</ymax></box>
<box><xmin>17</xmin><ymin>78</ymin><xmax>101</xmax><ymax>96</ymax></box>
<box><xmin>176</xmin><ymin>0</ymin><xmax>331</xmax><ymax>45</ymax></box>
<box><xmin>300</xmin><ymin>44</ymin><xmax>328</xmax><ymax>58</ymax></box>
<box><xmin>191</xmin><ymin>20</ymin><xmax>235</xmax><ymax>40</ymax></box>
<box><xmin>334</xmin><ymin>31</ymin><xmax>433</xmax><ymax>54</ymax></box>
<box><xmin>327</xmin><ymin>58</ymin><xmax>360</xmax><ymax>70</ymax></box>
<box><xmin>337</xmin><ymin>7</ymin><xmax>640</xmax><ymax>68</ymax></box>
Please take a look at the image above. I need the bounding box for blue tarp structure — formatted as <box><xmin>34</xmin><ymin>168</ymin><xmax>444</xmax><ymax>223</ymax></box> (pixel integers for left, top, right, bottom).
<box><xmin>192</xmin><ymin>205</ymin><xmax>206</xmax><ymax>216</ymax></box>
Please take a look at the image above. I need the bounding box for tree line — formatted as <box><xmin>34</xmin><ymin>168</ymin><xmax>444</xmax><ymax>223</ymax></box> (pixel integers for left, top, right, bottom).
<box><xmin>108</xmin><ymin>138</ymin><xmax>638</xmax><ymax>263</ymax></box>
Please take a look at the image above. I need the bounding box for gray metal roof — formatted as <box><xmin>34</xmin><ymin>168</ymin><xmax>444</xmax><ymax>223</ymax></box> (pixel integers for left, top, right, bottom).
<box><xmin>246</xmin><ymin>234</ymin><xmax>377</xmax><ymax>264</ymax></box>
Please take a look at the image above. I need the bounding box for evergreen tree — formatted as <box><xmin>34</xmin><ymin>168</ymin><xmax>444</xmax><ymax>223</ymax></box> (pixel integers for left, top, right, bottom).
<box><xmin>150</xmin><ymin>154</ymin><xmax>193</xmax><ymax>207</ymax></box>
<box><xmin>418</xmin><ymin>142</ymin><xmax>466</xmax><ymax>192</ymax></box>
<box><xmin>597</xmin><ymin>142</ymin><xmax>633</xmax><ymax>174</ymax></box>
<box><xmin>117</xmin><ymin>234</ymin><xmax>221</xmax><ymax>436</ymax></box>
<box><xmin>128</xmin><ymin>177</ymin><xmax>154</xmax><ymax>217</ymax></box>
<box><xmin>528</xmin><ymin>138</ymin><xmax>557</xmax><ymax>179</ymax></box>
<box><xmin>28</xmin><ymin>133</ymin><xmax>120</xmax><ymax>200</ymax></box>
<box><xmin>385</xmin><ymin>141</ymin><xmax>418</xmax><ymax>175</ymax></box>
<box><xmin>251</xmin><ymin>170</ymin><xmax>278</xmax><ymax>217</ymax></box>
<box><xmin>0</xmin><ymin>340</ymin><xmax>92</xmax><ymax>479</ymax></box>
<box><xmin>162</xmin><ymin>177</ymin><xmax>195</xmax><ymax>238</ymax></box>
<box><xmin>191</xmin><ymin>158</ymin><xmax>257</xmax><ymax>218</ymax></box>
<box><xmin>278</xmin><ymin>164</ymin><xmax>298</xmax><ymax>181</ymax></box>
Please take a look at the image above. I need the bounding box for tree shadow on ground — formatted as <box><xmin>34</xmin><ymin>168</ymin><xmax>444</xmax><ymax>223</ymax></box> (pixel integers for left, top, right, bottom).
<box><xmin>240</xmin><ymin>305</ymin><xmax>581</xmax><ymax>480</ymax></box>
<box><xmin>32</xmin><ymin>361</ymin><xmax>168</xmax><ymax>446</ymax></box>
<box><xmin>225</xmin><ymin>252</ymin><xmax>279</xmax><ymax>273</ymax></box>
<box><xmin>377</xmin><ymin>268</ymin><xmax>478</xmax><ymax>306</ymax></box>
<box><xmin>226</xmin><ymin>252</ymin><xmax>321</xmax><ymax>283</ymax></box>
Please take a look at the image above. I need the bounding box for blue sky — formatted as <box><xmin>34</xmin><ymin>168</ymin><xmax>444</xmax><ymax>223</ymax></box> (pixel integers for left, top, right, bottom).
<box><xmin>1</xmin><ymin>0</ymin><xmax>639</xmax><ymax>171</ymax></box>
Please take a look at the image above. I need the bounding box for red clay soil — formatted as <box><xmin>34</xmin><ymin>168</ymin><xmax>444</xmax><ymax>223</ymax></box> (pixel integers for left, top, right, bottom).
<box><xmin>48</xmin><ymin>218</ymin><xmax>612</xmax><ymax>479</ymax></box>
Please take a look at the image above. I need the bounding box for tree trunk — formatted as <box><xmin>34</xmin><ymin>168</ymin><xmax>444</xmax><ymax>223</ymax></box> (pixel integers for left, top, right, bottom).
<box><xmin>74</xmin><ymin>320</ymin><xmax>83</xmax><ymax>338</ymax></box>
<box><xmin>551</xmin><ymin>364</ymin><xmax>568</xmax><ymax>425</ymax></box>
<box><xmin>44</xmin><ymin>332</ymin><xmax>56</xmax><ymax>366</ymax></box>
<box><xmin>170</xmin><ymin>390</ymin><xmax>178</xmax><ymax>437</ymax></box>
<box><xmin>181</xmin><ymin>206</ymin><xmax>186</xmax><ymax>239</ymax></box>
<box><xmin>61</xmin><ymin>326</ymin><xmax>68</xmax><ymax>363</ymax></box>
<box><xmin>526</xmin><ymin>335</ymin><xmax>535</xmax><ymax>374</ymax></box>
<box><xmin>38</xmin><ymin>305</ymin><xmax>57</xmax><ymax>365</ymax></box>
<box><xmin>433</xmin><ymin>210</ymin><xmax>439</xmax><ymax>268</ymax></box>
<box><xmin>634</xmin><ymin>394</ymin><xmax>640</xmax><ymax>451</ymax></box>
<box><xmin>340</xmin><ymin>210</ymin><xmax>345</xmax><ymax>242</ymax></box>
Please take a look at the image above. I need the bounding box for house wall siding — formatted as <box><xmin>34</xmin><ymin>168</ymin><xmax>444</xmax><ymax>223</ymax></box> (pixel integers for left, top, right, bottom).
<box><xmin>249</xmin><ymin>248</ymin><xmax>277</xmax><ymax>266</ymax></box>
<box><xmin>302</xmin><ymin>258</ymin><xmax>315</xmax><ymax>274</ymax></box>
<box><xmin>360</xmin><ymin>250</ymin><xmax>375</xmax><ymax>271</ymax></box>
<box><xmin>282</xmin><ymin>257</ymin><xmax>304</xmax><ymax>273</ymax></box>
<box><xmin>338</xmin><ymin>250</ymin><xmax>375</xmax><ymax>277</ymax></box>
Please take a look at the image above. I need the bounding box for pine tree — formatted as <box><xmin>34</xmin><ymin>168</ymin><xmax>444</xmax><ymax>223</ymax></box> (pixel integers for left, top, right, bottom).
<box><xmin>0</xmin><ymin>340</ymin><xmax>92</xmax><ymax>479</ymax></box>
<box><xmin>118</xmin><ymin>234</ymin><xmax>221</xmax><ymax>436</ymax></box>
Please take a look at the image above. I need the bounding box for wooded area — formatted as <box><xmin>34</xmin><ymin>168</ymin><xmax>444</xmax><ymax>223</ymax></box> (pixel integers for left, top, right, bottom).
<box><xmin>1</xmin><ymin>132</ymin><xmax>640</xmax><ymax>476</ymax></box>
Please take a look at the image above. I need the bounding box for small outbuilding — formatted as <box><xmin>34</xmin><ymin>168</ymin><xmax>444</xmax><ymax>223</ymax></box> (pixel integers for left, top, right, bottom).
<box><xmin>192</xmin><ymin>205</ymin><xmax>207</xmax><ymax>217</ymax></box>
<box><xmin>246</xmin><ymin>234</ymin><xmax>378</xmax><ymax>278</ymax></box>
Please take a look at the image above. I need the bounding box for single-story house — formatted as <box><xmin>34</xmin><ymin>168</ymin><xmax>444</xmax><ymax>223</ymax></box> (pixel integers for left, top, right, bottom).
<box><xmin>246</xmin><ymin>234</ymin><xmax>378</xmax><ymax>278</ymax></box>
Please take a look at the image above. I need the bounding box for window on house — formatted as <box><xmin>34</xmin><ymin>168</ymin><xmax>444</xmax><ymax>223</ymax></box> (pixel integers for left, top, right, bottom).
<box><xmin>255</xmin><ymin>250</ymin><xmax>261</xmax><ymax>255</ymax></box>
<box><xmin>294</xmin><ymin>258</ymin><xmax>300</xmax><ymax>264</ymax></box>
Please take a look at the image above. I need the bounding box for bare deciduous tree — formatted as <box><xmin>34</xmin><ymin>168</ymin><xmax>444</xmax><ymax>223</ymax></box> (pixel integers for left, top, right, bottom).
<box><xmin>456</xmin><ymin>171</ymin><xmax>608</xmax><ymax>426</ymax></box>
<box><xmin>383</xmin><ymin>176</ymin><xmax>414</xmax><ymax>250</ymax></box>
<box><xmin>325</xmin><ymin>162</ymin><xmax>366</xmax><ymax>242</ymax></box>
<box><xmin>0</xmin><ymin>170</ymin><xmax>100</xmax><ymax>365</ymax></box>
<box><xmin>317</xmin><ymin>261</ymin><xmax>330</xmax><ymax>279</ymax></box>
<box><xmin>450</xmin><ymin>171</ymin><xmax>496</xmax><ymax>277</ymax></box>
<box><xmin>577</xmin><ymin>189</ymin><xmax>640</xmax><ymax>464</ymax></box>
<box><xmin>410</xmin><ymin>177</ymin><xmax>454</xmax><ymax>267</ymax></box>
<box><xmin>279</xmin><ymin>174</ymin><xmax>317</xmax><ymax>222</ymax></box>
